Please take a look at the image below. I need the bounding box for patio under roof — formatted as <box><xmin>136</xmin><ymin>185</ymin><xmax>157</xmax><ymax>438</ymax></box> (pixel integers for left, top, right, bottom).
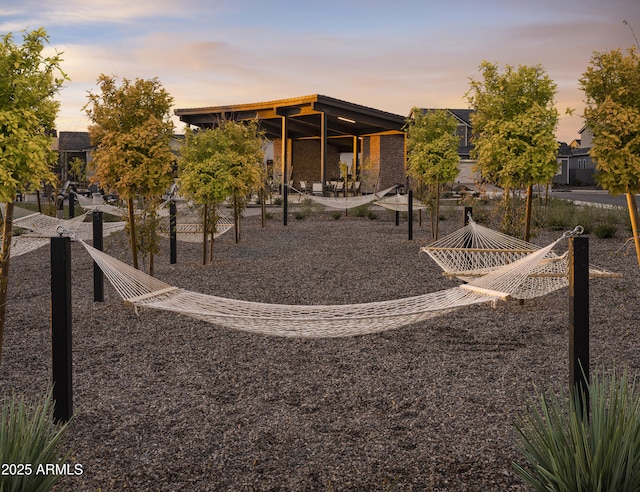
<box><xmin>174</xmin><ymin>94</ymin><xmax>407</xmax><ymax>152</ymax></box>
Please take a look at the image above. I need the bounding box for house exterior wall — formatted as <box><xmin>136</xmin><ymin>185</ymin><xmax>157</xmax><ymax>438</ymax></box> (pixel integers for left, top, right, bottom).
<box><xmin>362</xmin><ymin>134</ymin><xmax>405</xmax><ymax>192</ymax></box>
<box><xmin>272</xmin><ymin>138</ymin><xmax>340</xmax><ymax>188</ymax></box>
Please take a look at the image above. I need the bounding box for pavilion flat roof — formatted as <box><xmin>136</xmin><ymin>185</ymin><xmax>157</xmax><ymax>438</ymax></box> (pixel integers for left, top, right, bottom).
<box><xmin>175</xmin><ymin>94</ymin><xmax>407</xmax><ymax>151</ymax></box>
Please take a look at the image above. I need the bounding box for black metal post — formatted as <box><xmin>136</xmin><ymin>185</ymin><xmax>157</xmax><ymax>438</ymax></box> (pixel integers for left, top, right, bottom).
<box><xmin>50</xmin><ymin>236</ymin><xmax>73</xmax><ymax>423</ymax></box>
<box><xmin>408</xmin><ymin>189</ymin><xmax>413</xmax><ymax>240</ymax></box>
<box><xmin>569</xmin><ymin>236</ymin><xmax>589</xmax><ymax>416</ymax></box>
<box><xmin>92</xmin><ymin>211</ymin><xmax>104</xmax><ymax>302</ymax></box>
<box><xmin>68</xmin><ymin>193</ymin><xmax>75</xmax><ymax>219</ymax></box>
<box><xmin>464</xmin><ymin>206</ymin><xmax>473</xmax><ymax>226</ymax></box>
<box><xmin>169</xmin><ymin>200</ymin><xmax>177</xmax><ymax>264</ymax></box>
<box><xmin>283</xmin><ymin>183</ymin><xmax>288</xmax><ymax>226</ymax></box>
<box><xmin>462</xmin><ymin>207</ymin><xmax>473</xmax><ymax>249</ymax></box>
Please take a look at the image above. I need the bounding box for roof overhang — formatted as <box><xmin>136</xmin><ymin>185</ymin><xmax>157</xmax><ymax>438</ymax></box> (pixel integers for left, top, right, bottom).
<box><xmin>175</xmin><ymin>94</ymin><xmax>407</xmax><ymax>152</ymax></box>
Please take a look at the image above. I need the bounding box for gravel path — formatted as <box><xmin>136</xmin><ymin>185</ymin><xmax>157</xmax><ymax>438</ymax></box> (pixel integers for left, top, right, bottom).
<box><xmin>1</xmin><ymin>205</ymin><xmax>639</xmax><ymax>491</ymax></box>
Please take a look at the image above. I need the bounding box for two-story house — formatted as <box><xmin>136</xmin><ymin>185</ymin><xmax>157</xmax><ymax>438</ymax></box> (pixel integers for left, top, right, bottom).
<box><xmin>554</xmin><ymin>126</ymin><xmax>596</xmax><ymax>187</ymax></box>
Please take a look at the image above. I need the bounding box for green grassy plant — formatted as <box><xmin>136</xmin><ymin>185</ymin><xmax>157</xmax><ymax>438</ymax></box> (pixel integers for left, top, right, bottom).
<box><xmin>539</xmin><ymin>198</ymin><xmax>577</xmax><ymax>231</ymax></box>
<box><xmin>513</xmin><ymin>367</ymin><xmax>640</xmax><ymax>491</ymax></box>
<box><xmin>351</xmin><ymin>204</ymin><xmax>371</xmax><ymax>218</ymax></box>
<box><xmin>0</xmin><ymin>391</ymin><xmax>71</xmax><ymax>492</ymax></box>
<box><xmin>593</xmin><ymin>223</ymin><xmax>618</xmax><ymax>239</ymax></box>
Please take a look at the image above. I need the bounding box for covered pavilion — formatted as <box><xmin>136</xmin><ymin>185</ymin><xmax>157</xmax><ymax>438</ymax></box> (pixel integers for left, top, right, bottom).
<box><xmin>174</xmin><ymin>94</ymin><xmax>408</xmax><ymax>194</ymax></box>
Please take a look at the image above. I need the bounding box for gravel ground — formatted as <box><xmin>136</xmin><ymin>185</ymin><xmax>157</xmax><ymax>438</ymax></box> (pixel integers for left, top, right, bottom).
<box><xmin>1</xmin><ymin>203</ymin><xmax>639</xmax><ymax>491</ymax></box>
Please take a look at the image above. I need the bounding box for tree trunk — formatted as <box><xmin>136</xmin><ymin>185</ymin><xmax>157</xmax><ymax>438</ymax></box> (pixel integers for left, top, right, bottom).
<box><xmin>0</xmin><ymin>201</ymin><xmax>15</xmax><ymax>364</ymax></box>
<box><xmin>234</xmin><ymin>195</ymin><xmax>240</xmax><ymax>244</ymax></box>
<box><xmin>524</xmin><ymin>184</ymin><xmax>533</xmax><ymax>242</ymax></box>
<box><xmin>261</xmin><ymin>188</ymin><xmax>266</xmax><ymax>228</ymax></box>
<box><xmin>127</xmin><ymin>197</ymin><xmax>139</xmax><ymax>270</ymax></box>
<box><xmin>627</xmin><ymin>192</ymin><xmax>640</xmax><ymax>267</ymax></box>
<box><xmin>434</xmin><ymin>181</ymin><xmax>441</xmax><ymax>240</ymax></box>
<box><xmin>202</xmin><ymin>203</ymin><xmax>208</xmax><ymax>266</ymax></box>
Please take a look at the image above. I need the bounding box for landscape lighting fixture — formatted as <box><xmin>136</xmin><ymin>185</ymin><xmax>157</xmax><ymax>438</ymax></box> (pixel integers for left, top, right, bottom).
<box><xmin>338</xmin><ymin>116</ymin><xmax>356</xmax><ymax>123</ymax></box>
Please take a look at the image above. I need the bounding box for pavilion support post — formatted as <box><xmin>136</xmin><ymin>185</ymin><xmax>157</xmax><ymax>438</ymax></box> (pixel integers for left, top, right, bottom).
<box><xmin>352</xmin><ymin>136</ymin><xmax>359</xmax><ymax>193</ymax></box>
<box><xmin>569</xmin><ymin>236</ymin><xmax>590</xmax><ymax>418</ymax></box>
<box><xmin>320</xmin><ymin>111</ymin><xmax>327</xmax><ymax>196</ymax></box>
<box><xmin>281</xmin><ymin>116</ymin><xmax>288</xmax><ymax>226</ymax></box>
<box><xmin>51</xmin><ymin>236</ymin><xmax>73</xmax><ymax>423</ymax></box>
<box><xmin>92</xmin><ymin>211</ymin><xmax>104</xmax><ymax>302</ymax></box>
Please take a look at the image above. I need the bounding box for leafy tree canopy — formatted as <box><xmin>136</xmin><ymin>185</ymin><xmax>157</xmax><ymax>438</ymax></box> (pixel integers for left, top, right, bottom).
<box><xmin>406</xmin><ymin>108</ymin><xmax>460</xmax><ymax>184</ymax></box>
<box><xmin>466</xmin><ymin>61</ymin><xmax>559</xmax><ymax>189</ymax></box>
<box><xmin>580</xmin><ymin>47</ymin><xmax>640</xmax><ymax>195</ymax></box>
<box><xmin>179</xmin><ymin>120</ymin><xmax>265</xmax><ymax>206</ymax></box>
<box><xmin>0</xmin><ymin>28</ymin><xmax>67</xmax><ymax>202</ymax></box>
<box><xmin>84</xmin><ymin>75</ymin><xmax>175</xmax><ymax>199</ymax></box>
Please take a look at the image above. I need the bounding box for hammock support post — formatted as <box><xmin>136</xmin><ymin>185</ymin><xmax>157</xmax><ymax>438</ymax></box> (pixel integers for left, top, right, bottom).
<box><xmin>169</xmin><ymin>200</ymin><xmax>177</xmax><ymax>265</ymax></box>
<box><xmin>50</xmin><ymin>236</ymin><xmax>73</xmax><ymax>423</ymax></box>
<box><xmin>92</xmin><ymin>211</ymin><xmax>104</xmax><ymax>302</ymax></box>
<box><xmin>463</xmin><ymin>207</ymin><xmax>473</xmax><ymax>226</ymax></box>
<box><xmin>68</xmin><ymin>192</ymin><xmax>75</xmax><ymax>219</ymax></box>
<box><xmin>569</xmin><ymin>235</ymin><xmax>589</xmax><ymax>415</ymax></box>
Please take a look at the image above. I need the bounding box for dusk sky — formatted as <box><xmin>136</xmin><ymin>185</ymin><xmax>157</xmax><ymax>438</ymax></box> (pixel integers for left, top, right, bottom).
<box><xmin>2</xmin><ymin>0</ymin><xmax>639</xmax><ymax>143</ymax></box>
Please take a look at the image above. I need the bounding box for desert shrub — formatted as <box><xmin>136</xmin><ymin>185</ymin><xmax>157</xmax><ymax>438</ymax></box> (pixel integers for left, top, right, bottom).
<box><xmin>351</xmin><ymin>204</ymin><xmax>371</xmax><ymax>218</ymax></box>
<box><xmin>330</xmin><ymin>211</ymin><xmax>341</xmax><ymax>220</ymax></box>
<box><xmin>514</xmin><ymin>367</ymin><xmax>640</xmax><ymax>492</ymax></box>
<box><xmin>593</xmin><ymin>222</ymin><xmax>618</xmax><ymax>238</ymax></box>
<box><xmin>0</xmin><ymin>391</ymin><xmax>71</xmax><ymax>492</ymax></box>
<box><xmin>573</xmin><ymin>205</ymin><xmax>600</xmax><ymax>234</ymax></box>
<box><xmin>540</xmin><ymin>198</ymin><xmax>577</xmax><ymax>231</ymax></box>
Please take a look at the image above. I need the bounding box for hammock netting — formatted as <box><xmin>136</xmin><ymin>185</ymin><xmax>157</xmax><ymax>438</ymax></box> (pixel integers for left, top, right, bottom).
<box><xmin>77</xmin><ymin>194</ymin><xmax>234</xmax><ymax>243</ymax></box>
<box><xmin>75</xmin><ymin>220</ymin><xmax>615</xmax><ymax>338</ymax></box>
<box><xmin>375</xmin><ymin>193</ymin><xmax>428</xmax><ymax>212</ymax></box>
<box><xmin>7</xmin><ymin>208</ymin><xmax>126</xmax><ymax>258</ymax></box>
<box><xmin>420</xmin><ymin>217</ymin><xmax>617</xmax><ymax>292</ymax></box>
<box><xmin>289</xmin><ymin>186</ymin><xmax>397</xmax><ymax>209</ymax></box>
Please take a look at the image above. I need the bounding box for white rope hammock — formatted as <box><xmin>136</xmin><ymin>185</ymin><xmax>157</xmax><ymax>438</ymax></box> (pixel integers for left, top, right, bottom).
<box><xmin>77</xmin><ymin>194</ymin><xmax>234</xmax><ymax>243</ymax></box>
<box><xmin>8</xmin><ymin>211</ymin><xmax>125</xmax><ymax>258</ymax></box>
<box><xmin>74</xmin><ymin>227</ymin><xmax>579</xmax><ymax>338</ymax></box>
<box><xmin>157</xmin><ymin>215</ymin><xmax>234</xmax><ymax>243</ymax></box>
<box><xmin>375</xmin><ymin>193</ymin><xmax>428</xmax><ymax>212</ymax></box>
<box><xmin>421</xmin><ymin>217</ymin><xmax>620</xmax><ymax>290</ymax></box>
<box><xmin>75</xmin><ymin>194</ymin><xmax>127</xmax><ymax>218</ymax></box>
<box><xmin>290</xmin><ymin>185</ymin><xmax>397</xmax><ymax>209</ymax></box>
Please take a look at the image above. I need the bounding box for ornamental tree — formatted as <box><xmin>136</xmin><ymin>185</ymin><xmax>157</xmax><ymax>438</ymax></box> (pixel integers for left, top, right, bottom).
<box><xmin>466</xmin><ymin>61</ymin><xmax>559</xmax><ymax>240</ymax></box>
<box><xmin>0</xmin><ymin>28</ymin><xmax>67</xmax><ymax>363</ymax></box>
<box><xmin>406</xmin><ymin>108</ymin><xmax>460</xmax><ymax>239</ymax></box>
<box><xmin>84</xmin><ymin>75</ymin><xmax>175</xmax><ymax>273</ymax></box>
<box><xmin>178</xmin><ymin>120</ymin><xmax>265</xmax><ymax>263</ymax></box>
<box><xmin>579</xmin><ymin>47</ymin><xmax>640</xmax><ymax>265</ymax></box>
